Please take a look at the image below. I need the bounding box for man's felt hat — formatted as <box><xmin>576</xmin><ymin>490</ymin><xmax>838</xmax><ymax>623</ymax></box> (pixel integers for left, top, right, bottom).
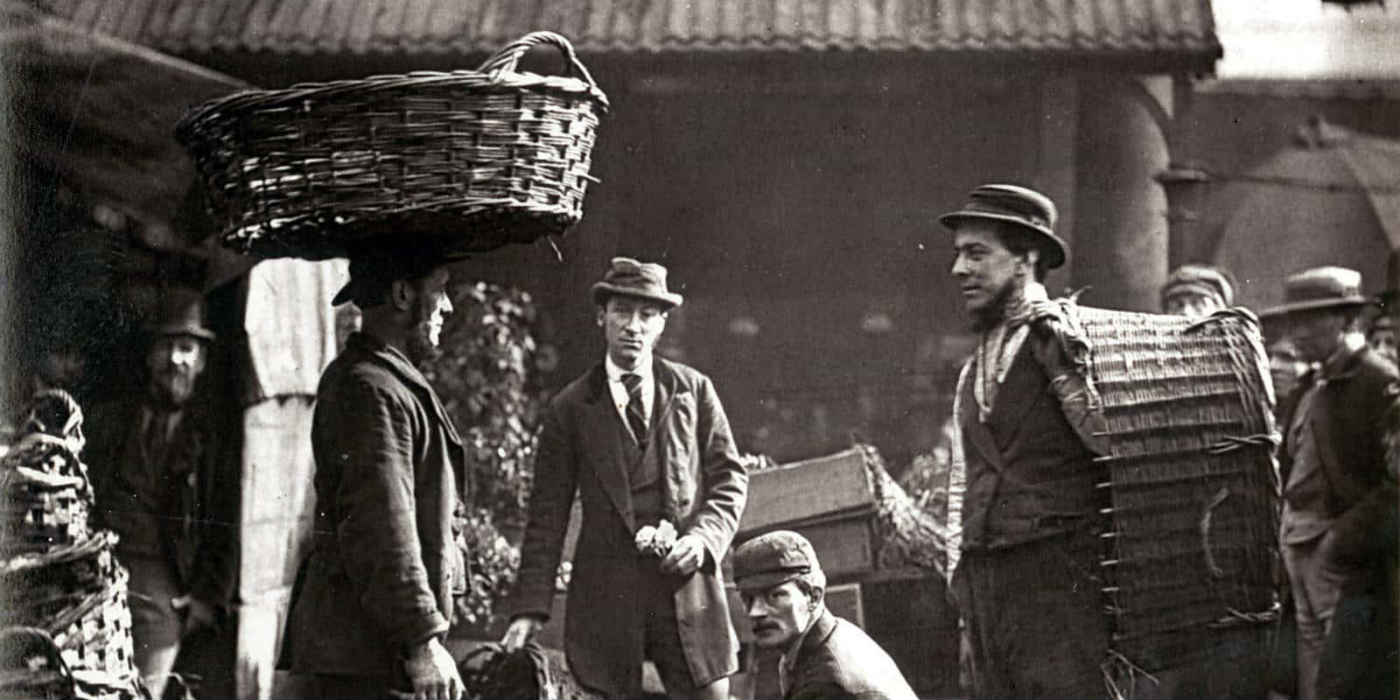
<box><xmin>1260</xmin><ymin>266</ymin><xmax>1373</xmax><ymax>319</ymax></box>
<box><xmin>939</xmin><ymin>184</ymin><xmax>1068</xmax><ymax>270</ymax></box>
<box><xmin>590</xmin><ymin>257</ymin><xmax>683</xmax><ymax>309</ymax></box>
<box><xmin>733</xmin><ymin>530</ymin><xmax>824</xmax><ymax>593</ymax></box>
<box><xmin>146</xmin><ymin>287</ymin><xmax>215</xmax><ymax>341</ymax></box>
<box><xmin>332</xmin><ymin>241</ymin><xmax>467</xmax><ymax>307</ymax></box>
<box><xmin>1161</xmin><ymin>264</ymin><xmax>1236</xmax><ymax>309</ymax></box>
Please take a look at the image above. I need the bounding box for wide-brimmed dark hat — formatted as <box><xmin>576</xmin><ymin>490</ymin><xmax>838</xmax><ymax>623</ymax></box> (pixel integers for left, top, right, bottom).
<box><xmin>1260</xmin><ymin>266</ymin><xmax>1372</xmax><ymax>319</ymax></box>
<box><xmin>1161</xmin><ymin>263</ymin><xmax>1236</xmax><ymax>309</ymax></box>
<box><xmin>147</xmin><ymin>287</ymin><xmax>215</xmax><ymax>341</ymax></box>
<box><xmin>733</xmin><ymin>530</ymin><xmax>824</xmax><ymax>593</ymax></box>
<box><xmin>590</xmin><ymin>257</ymin><xmax>683</xmax><ymax>309</ymax></box>
<box><xmin>332</xmin><ymin>241</ymin><xmax>468</xmax><ymax>307</ymax></box>
<box><xmin>939</xmin><ymin>183</ymin><xmax>1067</xmax><ymax>269</ymax></box>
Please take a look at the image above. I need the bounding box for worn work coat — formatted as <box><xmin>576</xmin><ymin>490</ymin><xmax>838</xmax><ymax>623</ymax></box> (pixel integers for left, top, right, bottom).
<box><xmin>288</xmin><ymin>331</ymin><xmax>469</xmax><ymax>679</ymax></box>
<box><xmin>87</xmin><ymin>397</ymin><xmax>237</xmax><ymax>610</ymax></box>
<box><xmin>508</xmin><ymin>358</ymin><xmax>748</xmax><ymax>696</ymax></box>
<box><xmin>782</xmin><ymin>609</ymin><xmax>918</xmax><ymax>700</ymax></box>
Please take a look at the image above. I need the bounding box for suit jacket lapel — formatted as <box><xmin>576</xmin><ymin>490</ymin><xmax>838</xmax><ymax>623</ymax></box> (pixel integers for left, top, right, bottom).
<box><xmin>649</xmin><ymin>360</ymin><xmax>683</xmax><ymax>441</ymax></box>
<box><xmin>582</xmin><ymin>364</ymin><xmax>637</xmax><ymax>532</ymax></box>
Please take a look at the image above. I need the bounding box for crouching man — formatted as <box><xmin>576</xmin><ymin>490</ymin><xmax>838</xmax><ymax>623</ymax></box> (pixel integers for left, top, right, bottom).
<box><xmin>734</xmin><ymin>530</ymin><xmax>917</xmax><ymax>700</ymax></box>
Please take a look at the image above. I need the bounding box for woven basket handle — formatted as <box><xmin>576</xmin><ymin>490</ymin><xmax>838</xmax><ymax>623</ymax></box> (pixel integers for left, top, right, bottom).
<box><xmin>477</xmin><ymin>31</ymin><xmax>598</xmax><ymax>89</ymax></box>
<box><xmin>1199</xmin><ymin>486</ymin><xmax>1231</xmax><ymax>579</ymax></box>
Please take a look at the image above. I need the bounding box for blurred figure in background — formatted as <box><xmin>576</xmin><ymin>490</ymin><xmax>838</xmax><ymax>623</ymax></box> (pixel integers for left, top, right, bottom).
<box><xmin>1268</xmin><ymin>338</ymin><xmax>1310</xmax><ymax>415</ymax></box>
<box><xmin>1261</xmin><ymin>267</ymin><xmax>1398</xmax><ymax>700</ymax></box>
<box><xmin>86</xmin><ymin>288</ymin><xmax>236</xmax><ymax>700</ymax></box>
<box><xmin>1366</xmin><ymin>313</ymin><xmax>1396</xmax><ymax>367</ymax></box>
<box><xmin>1161</xmin><ymin>263</ymin><xmax>1236</xmax><ymax>319</ymax></box>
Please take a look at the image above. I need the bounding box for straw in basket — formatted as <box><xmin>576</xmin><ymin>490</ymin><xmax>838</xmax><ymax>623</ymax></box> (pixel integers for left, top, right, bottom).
<box><xmin>176</xmin><ymin>31</ymin><xmax>609</xmax><ymax>260</ymax></box>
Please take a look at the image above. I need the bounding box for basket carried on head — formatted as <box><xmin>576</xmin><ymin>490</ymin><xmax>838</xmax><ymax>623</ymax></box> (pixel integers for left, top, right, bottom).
<box><xmin>1076</xmin><ymin>306</ymin><xmax>1281</xmax><ymax>679</ymax></box>
<box><xmin>176</xmin><ymin>31</ymin><xmax>609</xmax><ymax>260</ymax></box>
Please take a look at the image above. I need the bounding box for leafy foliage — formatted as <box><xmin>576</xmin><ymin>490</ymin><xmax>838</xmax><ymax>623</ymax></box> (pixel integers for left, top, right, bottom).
<box><xmin>424</xmin><ymin>281</ymin><xmax>544</xmax><ymax>626</ymax></box>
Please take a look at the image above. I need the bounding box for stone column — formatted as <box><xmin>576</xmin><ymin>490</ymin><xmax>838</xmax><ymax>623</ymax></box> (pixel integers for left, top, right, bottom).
<box><xmin>1071</xmin><ymin>76</ymin><xmax>1173</xmax><ymax>312</ymax></box>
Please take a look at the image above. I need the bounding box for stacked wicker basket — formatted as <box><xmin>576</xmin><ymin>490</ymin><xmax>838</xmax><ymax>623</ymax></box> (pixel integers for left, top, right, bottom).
<box><xmin>0</xmin><ymin>391</ymin><xmax>142</xmax><ymax>700</ymax></box>
<box><xmin>1074</xmin><ymin>305</ymin><xmax>1281</xmax><ymax>688</ymax></box>
<box><xmin>177</xmin><ymin>31</ymin><xmax>608</xmax><ymax>261</ymax></box>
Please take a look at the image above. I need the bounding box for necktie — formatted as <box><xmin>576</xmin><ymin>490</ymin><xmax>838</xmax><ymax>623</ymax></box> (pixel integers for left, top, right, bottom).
<box><xmin>621</xmin><ymin>373</ymin><xmax>648</xmax><ymax>445</ymax></box>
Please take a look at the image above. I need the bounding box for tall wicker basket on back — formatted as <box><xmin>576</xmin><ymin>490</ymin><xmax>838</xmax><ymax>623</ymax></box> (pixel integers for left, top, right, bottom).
<box><xmin>176</xmin><ymin>31</ymin><xmax>608</xmax><ymax>260</ymax></box>
<box><xmin>1075</xmin><ymin>305</ymin><xmax>1281</xmax><ymax>688</ymax></box>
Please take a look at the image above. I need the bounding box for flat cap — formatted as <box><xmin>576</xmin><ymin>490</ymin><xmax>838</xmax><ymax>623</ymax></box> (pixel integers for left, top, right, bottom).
<box><xmin>733</xmin><ymin>530</ymin><xmax>823</xmax><ymax>593</ymax></box>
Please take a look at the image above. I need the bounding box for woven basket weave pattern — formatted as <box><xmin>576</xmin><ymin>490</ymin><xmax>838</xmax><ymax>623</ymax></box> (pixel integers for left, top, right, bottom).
<box><xmin>1078</xmin><ymin>307</ymin><xmax>1280</xmax><ymax>672</ymax></box>
<box><xmin>178</xmin><ymin>31</ymin><xmax>607</xmax><ymax>260</ymax></box>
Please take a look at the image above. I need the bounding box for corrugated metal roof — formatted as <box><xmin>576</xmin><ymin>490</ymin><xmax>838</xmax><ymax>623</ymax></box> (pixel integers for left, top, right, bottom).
<box><xmin>35</xmin><ymin>0</ymin><xmax>1221</xmax><ymax>65</ymax></box>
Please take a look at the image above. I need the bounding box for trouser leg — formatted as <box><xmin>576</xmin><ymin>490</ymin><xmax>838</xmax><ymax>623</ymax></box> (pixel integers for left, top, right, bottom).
<box><xmin>126</xmin><ymin>555</ymin><xmax>184</xmax><ymax>700</ymax></box>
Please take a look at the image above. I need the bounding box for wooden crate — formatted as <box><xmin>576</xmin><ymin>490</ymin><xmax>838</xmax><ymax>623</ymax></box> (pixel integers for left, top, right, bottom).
<box><xmin>738</xmin><ymin>448</ymin><xmax>875</xmax><ymax>535</ymax></box>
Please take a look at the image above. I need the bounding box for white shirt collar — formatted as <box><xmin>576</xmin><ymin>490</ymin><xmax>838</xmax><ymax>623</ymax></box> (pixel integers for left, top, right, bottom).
<box><xmin>605</xmin><ymin>352</ymin><xmax>653</xmax><ymax>383</ymax></box>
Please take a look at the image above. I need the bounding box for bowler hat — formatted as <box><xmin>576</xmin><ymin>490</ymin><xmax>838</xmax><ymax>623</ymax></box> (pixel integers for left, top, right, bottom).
<box><xmin>332</xmin><ymin>241</ymin><xmax>467</xmax><ymax>307</ymax></box>
<box><xmin>590</xmin><ymin>257</ymin><xmax>683</xmax><ymax>309</ymax></box>
<box><xmin>733</xmin><ymin>530</ymin><xmax>824</xmax><ymax>593</ymax></box>
<box><xmin>940</xmin><ymin>184</ymin><xmax>1068</xmax><ymax>269</ymax></box>
<box><xmin>1161</xmin><ymin>264</ymin><xmax>1235</xmax><ymax>309</ymax></box>
<box><xmin>1260</xmin><ymin>266</ymin><xmax>1372</xmax><ymax>319</ymax></box>
<box><xmin>147</xmin><ymin>287</ymin><xmax>215</xmax><ymax>341</ymax></box>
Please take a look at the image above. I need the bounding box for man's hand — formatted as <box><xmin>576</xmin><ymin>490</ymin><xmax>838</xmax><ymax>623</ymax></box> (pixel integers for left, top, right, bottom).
<box><xmin>501</xmin><ymin>615</ymin><xmax>544</xmax><ymax>652</ymax></box>
<box><xmin>660</xmin><ymin>534</ymin><xmax>707</xmax><ymax>576</ymax></box>
<box><xmin>170</xmin><ymin>595</ymin><xmax>217</xmax><ymax>636</ymax></box>
<box><xmin>403</xmin><ymin>637</ymin><xmax>463</xmax><ymax>700</ymax></box>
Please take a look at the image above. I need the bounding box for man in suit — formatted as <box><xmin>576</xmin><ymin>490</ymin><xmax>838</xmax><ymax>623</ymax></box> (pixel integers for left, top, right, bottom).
<box><xmin>734</xmin><ymin>530</ymin><xmax>916</xmax><ymax>700</ymax></box>
<box><xmin>1263</xmin><ymin>266</ymin><xmax>1399</xmax><ymax>700</ymax></box>
<box><xmin>287</xmin><ymin>246</ymin><xmax>468</xmax><ymax>700</ymax></box>
<box><xmin>87</xmin><ymin>288</ymin><xmax>237</xmax><ymax>700</ymax></box>
<box><xmin>941</xmin><ymin>184</ymin><xmax>1112</xmax><ymax>698</ymax></box>
<box><xmin>503</xmin><ymin>257</ymin><xmax>748</xmax><ymax>699</ymax></box>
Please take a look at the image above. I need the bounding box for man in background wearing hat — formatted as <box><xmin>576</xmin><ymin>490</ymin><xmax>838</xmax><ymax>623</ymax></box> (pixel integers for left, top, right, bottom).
<box><xmin>1262</xmin><ymin>266</ymin><xmax>1399</xmax><ymax>700</ymax></box>
<box><xmin>87</xmin><ymin>288</ymin><xmax>237</xmax><ymax>700</ymax></box>
<box><xmin>286</xmin><ymin>246</ymin><xmax>468</xmax><ymax>700</ymax></box>
<box><xmin>503</xmin><ymin>257</ymin><xmax>748</xmax><ymax>699</ymax></box>
<box><xmin>1161</xmin><ymin>263</ymin><xmax>1236</xmax><ymax>319</ymax></box>
<box><xmin>940</xmin><ymin>183</ymin><xmax>1112</xmax><ymax>698</ymax></box>
<box><xmin>733</xmin><ymin>530</ymin><xmax>916</xmax><ymax>700</ymax></box>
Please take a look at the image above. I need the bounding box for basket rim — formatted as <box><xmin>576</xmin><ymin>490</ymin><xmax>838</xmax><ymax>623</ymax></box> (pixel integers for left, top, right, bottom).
<box><xmin>176</xmin><ymin>67</ymin><xmax>609</xmax><ymax>139</ymax></box>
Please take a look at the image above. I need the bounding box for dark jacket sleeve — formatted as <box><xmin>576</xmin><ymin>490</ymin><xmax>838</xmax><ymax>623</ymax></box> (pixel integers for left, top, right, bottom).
<box><xmin>1326</xmin><ymin>372</ymin><xmax>1400</xmax><ymax>565</ymax></box>
<box><xmin>190</xmin><ymin>420</ymin><xmax>239</xmax><ymax>607</ymax></box>
<box><xmin>508</xmin><ymin>402</ymin><xmax>579</xmax><ymax>620</ymax></box>
<box><xmin>686</xmin><ymin>374</ymin><xmax>749</xmax><ymax>565</ymax></box>
<box><xmin>329</xmin><ymin>376</ymin><xmax>448</xmax><ymax>649</ymax></box>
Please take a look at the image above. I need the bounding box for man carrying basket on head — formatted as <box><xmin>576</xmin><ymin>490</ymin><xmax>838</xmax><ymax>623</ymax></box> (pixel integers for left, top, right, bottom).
<box><xmin>287</xmin><ymin>244</ymin><xmax>470</xmax><ymax>700</ymax></box>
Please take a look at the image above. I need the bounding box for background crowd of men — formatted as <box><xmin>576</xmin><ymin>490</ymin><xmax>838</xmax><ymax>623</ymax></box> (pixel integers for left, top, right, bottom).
<box><xmin>58</xmin><ymin>180</ymin><xmax>1400</xmax><ymax>699</ymax></box>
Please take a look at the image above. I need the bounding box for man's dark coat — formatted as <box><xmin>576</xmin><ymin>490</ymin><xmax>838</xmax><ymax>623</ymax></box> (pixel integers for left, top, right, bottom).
<box><xmin>508</xmin><ymin>358</ymin><xmax>748</xmax><ymax>696</ymax></box>
<box><xmin>87</xmin><ymin>396</ymin><xmax>237</xmax><ymax>609</ymax></box>
<box><xmin>288</xmin><ymin>332</ymin><xmax>469</xmax><ymax>679</ymax></box>
<box><xmin>783</xmin><ymin>609</ymin><xmax>918</xmax><ymax>700</ymax></box>
<box><xmin>1278</xmin><ymin>344</ymin><xmax>1398</xmax><ymax>567</ymax></box>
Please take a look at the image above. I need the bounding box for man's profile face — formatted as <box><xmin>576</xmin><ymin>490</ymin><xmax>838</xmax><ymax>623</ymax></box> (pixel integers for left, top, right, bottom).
<box><xmin>1268</xmin><ymin>338</ymin><xmax>1308</xmax><ymax>400</ymax></box>
<box><xmin>598</xmin><ymin>296</ymin><xmax>667</xmax><ymax>370</ymax></box>
<box><xmin>950</xmin><ymin>222</ymin><xmax>1028</xmax><ymax>320</ymax></box>
<box><xmin>1165</xmin><ymin>292</ymin><xmax>1223</xmax><ymax>319</ymax></box>
<box><xmin>146</xmin><ymin>335</ymin><xmax>207</xmax><ymax>407</ymax></box>
<box><xmin>406</xmin><ymin>266</ymin><xmax>454</xmax><ymax>364</ymax></box>
<box><xmin>744</xmin><ymin>580</ymin><xmax>818</xmax><ymax>649</ymax></box>
<box><xmin>1285</xmin><ymin>308</ymin><xmax>1349</xmax><ymax>364</ymax></box>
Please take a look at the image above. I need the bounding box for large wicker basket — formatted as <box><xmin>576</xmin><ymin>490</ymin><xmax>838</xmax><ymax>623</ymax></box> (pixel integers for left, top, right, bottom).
<box><xmin>1076</xmin><ymin>306</ymin><xmax>1281</xmax><ymax>679</ymax></box>
<box><xmin>0</xmin><ymin>436</ymin><xmax>92</xmax><ymax>554</ymax></box>
<box><xmin>176</xmin><ymin>31</ymin><xmax>609</xmax><ymax>260</ymax></box>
